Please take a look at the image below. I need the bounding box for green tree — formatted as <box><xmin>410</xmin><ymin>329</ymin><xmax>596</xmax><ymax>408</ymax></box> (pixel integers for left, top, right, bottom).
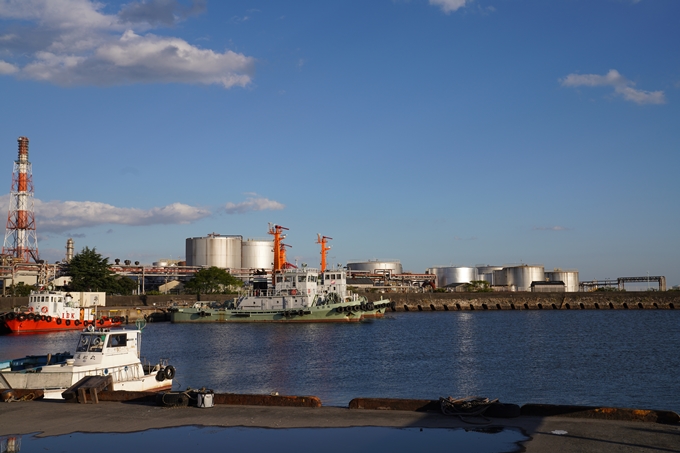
<box><xmin>184</xmin><ymin>267</ymin><xmax>243</xmax><ymax>294</ymax></box>
<box><xmin>65</xmin><ymin>246</ymin><xmax>120</xmax><ymax>294</ymax></box>
<box><xmin>7</xmin><ymin>282</ymin><xmax>35</xmax><ymax>297</ymax></box>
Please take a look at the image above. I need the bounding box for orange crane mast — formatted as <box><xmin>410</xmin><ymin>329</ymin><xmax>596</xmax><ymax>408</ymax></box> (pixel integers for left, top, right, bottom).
<box><xmin>316</xmin><ymin>234</ymin><xmax>332</xmax><ymax>273</ymax></box>
<box><xmin>268</xmin><ymin>224</ymin><xmax>289</xmax><ymax>272</ymax></box>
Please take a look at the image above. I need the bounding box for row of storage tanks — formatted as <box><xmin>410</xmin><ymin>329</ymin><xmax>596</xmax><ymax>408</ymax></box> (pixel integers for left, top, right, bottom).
<box><xmin>186</xmin><ymin>236</ymin><xmax>578</xmax><ymax>292</ymax></box>
<box><xmin>186</xmin><ymin>236</ymin><xmax>274</xmax><ymax>270</ymax></box>
<box><xmin>426</xmin><ymin>265</ymin><xmax>579</xmax><ymax>292</ymax></box>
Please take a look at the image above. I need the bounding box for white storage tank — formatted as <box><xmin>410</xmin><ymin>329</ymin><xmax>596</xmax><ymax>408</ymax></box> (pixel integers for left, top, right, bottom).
<box><xmin>427</xmin><ymin>267</ymin><xmax>478</xmax><ymax>288</ymax></box>
<box><xmin>476</xmin><ymin>266</ymin><xmax>503</xmax><ymax>285</ymax></box>
<box><xmin>241</xmin><ymin>239</ymin><xmax>275</xmax><ymax>269</ymax></box>
<box><xmin>546</xmin><ymin>269</ymin><xmax>579</xmax><ymax>292</ymax></box>
<box><xmin>505</xmin><ymin>265</ymin><xmax>545</xmax><ymax>291</ymax></box>
<box><xmin>186</xmin><ymin>235</ymin><xmax>242</xmax><ymax>268</ymax></box>
<box><xmin>347</xmin><ymin>260</ymin><xmax>403</xmax><ymax>275</ymax></box>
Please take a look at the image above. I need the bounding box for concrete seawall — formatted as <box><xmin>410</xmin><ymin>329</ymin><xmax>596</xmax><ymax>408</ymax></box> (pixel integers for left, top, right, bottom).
<box><xmin>2</xmin><ymin>292</ymin><xmax>678</xmax><ymax>314</ymax></box>
<box><xmin>364</xmin><ymin>291</ymin><xmax>679</xmax><ymax>311</ymax></box>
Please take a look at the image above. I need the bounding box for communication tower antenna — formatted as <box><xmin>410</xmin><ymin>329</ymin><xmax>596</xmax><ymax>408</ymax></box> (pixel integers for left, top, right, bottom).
<box><xmin>2</xmin><ymin>137</ymin><xmax>39</xmax><ymax>262</ymax></box>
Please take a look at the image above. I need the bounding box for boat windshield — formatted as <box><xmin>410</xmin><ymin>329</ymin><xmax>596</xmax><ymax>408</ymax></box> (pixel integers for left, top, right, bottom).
<box><xmin>76</xmin><ymin>334</ymin><xmax>107</xmax><ymax>353</ymax></box>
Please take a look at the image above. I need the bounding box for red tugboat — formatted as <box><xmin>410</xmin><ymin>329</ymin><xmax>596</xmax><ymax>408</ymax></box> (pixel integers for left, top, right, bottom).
<box><xmin>1</xmin><ymin>290</ymin><xmax>122</xmax><ymax>334</ymax></box>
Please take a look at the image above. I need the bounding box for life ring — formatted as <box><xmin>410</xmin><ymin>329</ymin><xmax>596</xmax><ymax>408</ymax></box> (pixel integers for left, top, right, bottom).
<box><xmin>291</xmin><ymin>289</ymin><xmax>297</xmax><ymax>295</ymax></box>
<box><xmin>164</xmin><ymin>366</ymin><xmax>176</xmax><ymax>380</ymax></box>
<box><xmin>41</xmin><ymin>306</ymin><xmax>48</xmax><ymax>313</ymax></box>
<box><xmin>56</xmin><ymin>318</ymin><xmax>62</xmax><ymax>325</ymax></box>
<box><xmin>65</xmin><ymin>319</ymin><xmax>71</xmax><ymax>326</ymax></box>
<box><xmin>46</xmin><ymin>315</ymin><xmax>52</xmax><ymax>322</ymax></box>
<box><xmin>98</xmin><ymin>319</ymin><xmax>104</xmax><ymax>326</ymax></box>
<box><xmin>29</xmin><ymin>306</ymin><xmax>34</xmax><ymax>312</ymax></box>
<box><xmin>156</xmin><ymin>368</ymin><xmax>166</xmax><ymax>382</ymax></box>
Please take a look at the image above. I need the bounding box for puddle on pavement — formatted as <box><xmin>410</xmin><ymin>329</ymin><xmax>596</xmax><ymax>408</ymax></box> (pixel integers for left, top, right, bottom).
<box><xmin>4</xmin><ymin>426</ymin><xmax>528</xmax><ymax>453</ymax></box>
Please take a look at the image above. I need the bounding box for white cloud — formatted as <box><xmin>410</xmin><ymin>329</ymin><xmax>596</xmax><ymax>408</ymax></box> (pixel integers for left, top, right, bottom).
<box><xmin>31</xmin><ymin>198</ymin><xmax>212</xmax><ymax>233</ymax></box>
<box><xmin>0</xmin><ymin>0</ymin><xmax>254</xmax><ymax>88</ymax></box>
<box><xmin>224</xmin><ymin>196</ymin><xmax>285</xmax><ymax>214</ymax></box>
<box><xmin>0</xmin><ymin>59</ymin><xmax>18</xmax><ymax>74</ymax></box>
<box><xmin>429</xmin><ymin>0</ymin><xmax>468</xmax><ymax>14</ymax></box>
<box><xmin>560</xmin><ymin>69</ymin><xmax>665</xmax><ymax>105</ymax></box>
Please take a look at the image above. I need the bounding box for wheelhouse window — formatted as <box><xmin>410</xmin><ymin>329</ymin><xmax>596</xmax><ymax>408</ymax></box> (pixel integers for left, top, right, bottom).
<box><xmin>297</xmin><ymin>276</ymin><xmax>306</xmax><ymax>283</ymax></box>
<box><xmin>107</xmin><ymin>334</ymin><xmax>127</xmax><ymax>348</ymax></box>
<box><xmin>79</xmin><ymin>335</ymin><xmax>106</xmax><ymax>352</ymax></box>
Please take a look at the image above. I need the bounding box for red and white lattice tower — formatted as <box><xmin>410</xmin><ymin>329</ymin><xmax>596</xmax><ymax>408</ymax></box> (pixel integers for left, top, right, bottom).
<box><xmin>2</xmin><ymin>136</ymin><xmax>39</xmax><ymax>262</ymax></box>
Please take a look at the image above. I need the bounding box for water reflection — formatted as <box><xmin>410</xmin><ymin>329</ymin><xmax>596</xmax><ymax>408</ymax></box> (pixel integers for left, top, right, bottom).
<box><xmin>1</xmin><ymin>311</ymin><xmax>679</xmax><ymax>411</ymax></box>
<box><xmin>7</xmin><ymin>426</ymin><xmax>528</xmax><ymax>453</ymax></box>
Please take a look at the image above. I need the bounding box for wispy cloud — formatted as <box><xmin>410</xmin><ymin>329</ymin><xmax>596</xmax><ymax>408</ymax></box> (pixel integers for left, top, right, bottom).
<box><xmin>429</xmin><ymin>0</ymin><xmax>468</xmax><ymax>14</ymax></box>
<box><xmin>224</xmin><ymin>195</ymin><xmax>285</xmax><ymax>214</ymax></box>
<box><xmin>560</xmin><ymin>69</ymin><xmax>665</xmax><ymax>105</ymax></box>
<box><xmin>0</xmin><ymin>0</ymin><xmax>254</xmax><ymax>88</ymax></box>
<box><xmin>533</xmin><ymin>226</ymin><xmax>571</xmax><ymax>231</ymax></box>
<box><xmin>118</xmin><ymin>0</ymin><xmax>206</xmax><ymax>26</ymax></box>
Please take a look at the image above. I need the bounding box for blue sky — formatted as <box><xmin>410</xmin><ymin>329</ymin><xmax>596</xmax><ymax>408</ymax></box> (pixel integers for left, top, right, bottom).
<box><xmin>0</xmin><ymin>0</ymin><xmax>678</xmax><ymax>286</ymax></box>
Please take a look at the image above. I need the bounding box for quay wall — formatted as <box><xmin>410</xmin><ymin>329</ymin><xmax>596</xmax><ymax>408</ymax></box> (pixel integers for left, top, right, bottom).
<box><xmin>2</xmin><ymin>292</ymin><xmax>678</xmax><ymax>314</ymax></box>
<box><xmin>363</xmin><ymin>291</ymin><xmax>679</xmax><ymax>310</ymax></box>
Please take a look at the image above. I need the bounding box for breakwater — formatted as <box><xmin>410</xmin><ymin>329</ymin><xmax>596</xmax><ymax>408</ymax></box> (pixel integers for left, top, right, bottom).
<box><xmin>364</xmin><ymin>291</ymin><xmax>679</xmax><ymax>310</ymax></box>
<box><xmin>2</xmin><ymin>292</ymin><xmax>678</xmax><ymax>313</ymax></box>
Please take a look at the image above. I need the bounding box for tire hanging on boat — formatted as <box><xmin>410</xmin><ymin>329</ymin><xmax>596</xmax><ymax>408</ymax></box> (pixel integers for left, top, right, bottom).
<box><xmin>65</xmin><ymin>319</ymin><xmax>71</xmax><ymax>326</ymax></box>
<box><xmin>164</xmin><ymin>365</ymin><xmax>175</xmax><ymax>380</ymax></box>
<box><xmin>46</xmin><ymin>315</ymin><xmax>52</xmax><ymax>322</ymax></box>
<box><xmin>56</xmin><ymin>318</ymin><xmax>62</xmax><ymax>325</ymax></box>
<box><xmin>156</xmin><ymin>368</ymin><xmax>166</xmax><ymax>382</ymax></box>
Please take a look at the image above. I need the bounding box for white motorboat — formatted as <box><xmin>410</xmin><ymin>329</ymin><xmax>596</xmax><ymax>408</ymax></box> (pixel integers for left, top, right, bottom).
<box><xmin>0</xmin><ymin>325</ymin><xmax>175</xmax><ymax>399</ymax></box>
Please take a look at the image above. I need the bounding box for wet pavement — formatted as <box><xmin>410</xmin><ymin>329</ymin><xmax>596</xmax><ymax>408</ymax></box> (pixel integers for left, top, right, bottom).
<box><xmin>1</xmin><ymin>401</ymin><xmax>679</xmax><ymax>452</ymax></box>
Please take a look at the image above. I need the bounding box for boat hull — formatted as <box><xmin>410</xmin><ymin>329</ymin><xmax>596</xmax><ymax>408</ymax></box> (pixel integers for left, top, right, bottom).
<box><xmin>170</xmin><ymin>301</ymin><xmax>393</xmax><ymax>323</ymax></box>
<box><xmin>2</xmin><ymin>316</ymin><xmax>121</xmax><ymax>334</ymax></box>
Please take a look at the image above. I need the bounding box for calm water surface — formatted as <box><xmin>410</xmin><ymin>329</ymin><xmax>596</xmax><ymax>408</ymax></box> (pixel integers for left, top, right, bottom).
<box><xmin>2</xmin><ymin>311</ymin><xmax>678</xmax><ymax>411</ymax></box>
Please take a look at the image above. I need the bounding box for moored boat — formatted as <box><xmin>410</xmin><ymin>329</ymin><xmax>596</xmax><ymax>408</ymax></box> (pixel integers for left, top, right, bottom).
<box><xmin>170</xmin><ymin>226</ymin><xmax>393</xmax><ymax>323</ymax></box>
<box><xmin>0</xmin><ymin>290</ymin><xmax>122</xmax><ymax>334</ymax></box>
<box><xmin>0</xmin><ymin>325</ymin><xmax>175</xmax><ymax>399</ymax></box>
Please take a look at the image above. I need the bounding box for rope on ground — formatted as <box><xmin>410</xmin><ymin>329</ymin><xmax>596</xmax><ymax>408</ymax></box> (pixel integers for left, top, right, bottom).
<box><xmin>4</xmin><ymin>393</ymin><xmax>35</xmax><ymax>403</ymax></box>
<box><xmin>439</xmin><ymin>396</ymin><xmax>498</xmax><ymax>424</ymax></box>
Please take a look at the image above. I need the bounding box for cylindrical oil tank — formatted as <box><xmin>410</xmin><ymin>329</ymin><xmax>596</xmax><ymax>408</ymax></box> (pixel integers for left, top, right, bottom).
<box><xmin>493</xmin><ymin>269</ymin><xmax>508</xmax><ymax>287</ymax></box>
<box><xmin>186</xmin><ymin>235</ymin><xmax>242</xmax><ymax>268</ymax></box>
<box><xmin>241</xmin><ymin>239</ymin><xmax>274</xmax><ymax>270</ymax></box>
<box><xmin>476</xmin><ymin>266</ymin><xmax>503</xmax><ymax>285</ymax></box>
<box><xmin>545</xmin><ymin>270</ymin><xmax>579</xmax><ymax>292</ymax></box>
<box><xmin>427</xmin><ymin>267</ymin><xmax>478</xmax><ymax>288</ymax></box>
<box><xmin>506</xmin><ymin>265</ymin><xmax>545</xmax><ymax>291</ymax></box>
<box><xmin>347</xmin><ymin>260</ymin><xmax>403</xmax><ymax>275</ymax></box>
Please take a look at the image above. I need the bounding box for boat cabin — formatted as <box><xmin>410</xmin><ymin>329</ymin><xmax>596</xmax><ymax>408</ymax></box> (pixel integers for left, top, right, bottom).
<box><xmin>73</xmin><ymin>328</ymin><xmax>140</xmax><ymax>366</ymax></box>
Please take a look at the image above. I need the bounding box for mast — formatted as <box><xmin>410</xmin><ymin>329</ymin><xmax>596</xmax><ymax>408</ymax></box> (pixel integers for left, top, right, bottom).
<box><xmin>267</xmin><ymin>224</ymin><xmax>288</xmax><ymax>272</ymax></box>
<box><xmin>316</xmin><ymin>234</ymin><xmax>332</xmax><ymax>273</ymax></box>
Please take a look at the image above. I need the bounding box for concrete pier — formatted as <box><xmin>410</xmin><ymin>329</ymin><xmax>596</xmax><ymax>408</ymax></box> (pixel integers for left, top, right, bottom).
<box><xmin>1</xmin><ymin>397</ymin><xmax>678</xmax><ymax>453</ymax></box>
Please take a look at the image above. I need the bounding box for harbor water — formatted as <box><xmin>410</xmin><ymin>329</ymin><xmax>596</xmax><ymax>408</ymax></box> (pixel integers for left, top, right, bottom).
<box><xmin>1</xmin><ymin>311</ymin><xmax>678</xmax><ymax>412</ymax></box>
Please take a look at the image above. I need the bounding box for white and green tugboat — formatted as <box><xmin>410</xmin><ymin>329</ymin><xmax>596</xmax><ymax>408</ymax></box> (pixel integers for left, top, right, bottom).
<box><xmin>170</xmin><ymin>227</ymin><xmax>393</xmax><ymax>323</ymax></box>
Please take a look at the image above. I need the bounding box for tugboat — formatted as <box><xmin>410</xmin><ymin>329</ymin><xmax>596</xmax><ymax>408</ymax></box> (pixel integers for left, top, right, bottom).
<box><xmin>169</xmin><ymin>226</ymin><xmax>393</xmax><ymax>323</ymax></box>
<box><xmin>0</xmin><ymin>324</ymin><xmax>175</xmax><ymax>399</ymax></box>
<box><xmin>0</xmin><ymin>290</ymin><xmax>122</xmax><ymax>334</ymax></box>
